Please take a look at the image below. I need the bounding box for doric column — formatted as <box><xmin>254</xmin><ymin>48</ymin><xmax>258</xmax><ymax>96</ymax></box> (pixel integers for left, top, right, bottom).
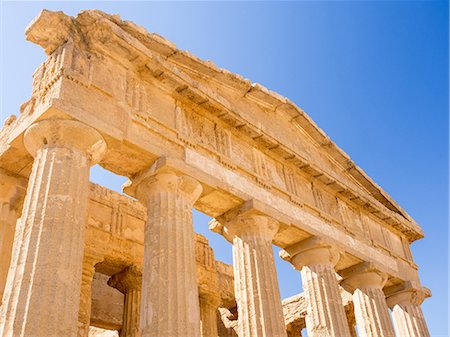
<box><xmin>210</xmin><ymin>206</ymin><xmax>287</xmax><ymax>337</ymax></box>
<box><xmin>0</xmin><ymin>119</ymin><xmax>106</xmax><ymax>337</ymax></box>
<box><xmin>78</xmin><ymin>252</ymin><xmax>104</xmax><ymax>337</ymax></box>
<box><xmin>340</xmin><ymin>263</ymin><xmax>395</xmax><ymax>337</ymax></box>
<box><xmin>280</xmin><ymin>237</ymin><xmax>351</xmax><ymax>337</ymax></box>
<box><xmin>385</xmin><ymin>282</ymin><xmax>431</xmax><ymax>337</ymax></box>
<box><xmin>199</xmin><ymin>291</ymin><xmax>220</xmax><ymax>337</ymax></box>
<box><xmin>124</xmin><ymin>166</ymin><xmax>203</xmax><ymax>337</ymax></box>
<box><xmin>0</xmin><ymin>170</ymin><xmax>25</xmax><ymax>304</ymax></box>
<box><xmin>108</xmin><ymin>266</ymin><xmax>143</xmax><ymax>337</ymax></box>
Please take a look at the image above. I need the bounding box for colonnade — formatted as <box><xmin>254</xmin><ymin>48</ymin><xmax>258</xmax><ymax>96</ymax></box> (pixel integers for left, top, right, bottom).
<box><xmin>0</xmin><ymin>119</ymin><xmax>431</xmax><ymax>337</ymax></box>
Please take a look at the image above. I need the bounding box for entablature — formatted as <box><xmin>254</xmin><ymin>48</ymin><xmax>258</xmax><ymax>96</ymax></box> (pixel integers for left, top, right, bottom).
<box><xmin>14</xmin><ymin>11</ymin><xmax>423</xmax><ymax>242</ymax></box>
<box><xmin>0</xmin><ymin>9</ymin><xmax>426</xmax><ymax>289</ymax></box>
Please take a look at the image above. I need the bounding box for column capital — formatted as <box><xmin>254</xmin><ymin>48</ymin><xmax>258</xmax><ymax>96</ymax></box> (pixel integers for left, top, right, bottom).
<box><xmin>123</xmin><ymin>158</ymin><xmax>202</xmax><ymax>206</ymax></box>
<box><xmin>214</xmin><ymin>200</ymin><xmax>287</xmax><ymax>336</ymax></box>
<box><xmin>279</xmin><ymin>236</ymin><xmax>341</xmax><ymax>270</ymax></box>
<box><xmin>108</xmin><ymin>266</ymin><xmax>142</xmax><ymax>294</ymax></box>
<box><xmin>23</xmin><ymin>119</ymin><xmax>107</xmax><ymax>165</ymax></box>
<box><xmin>385</xmin><ymin>281</ymin><xmax>431</xmax><ymax>308</ymax></box>
<box><xmin>340</xmin><ymin>262</ymin><xmax>388</xmax><ymax>292</ymax></box>
<box><xmin>209</xmin><ymin>199</ymin><xmax>280</xmax><ymax>242</ymax></box>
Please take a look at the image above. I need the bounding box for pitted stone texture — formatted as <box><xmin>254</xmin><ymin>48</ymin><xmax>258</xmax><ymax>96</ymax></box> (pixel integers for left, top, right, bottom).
<box><xmin>281</xmin><ymin>238</ymin><xmax>351</xmax><ymax>337</ymax></box>
<box><xmin>91</xmin><ymin>273</ymin><xmax>124</xmax><ymax>331</ymax></box>
<box><xmin>391</xmin><ymin>304</ymin><xmax>430</xmax><ymax>337</ymax></box>
<box><xmin>23</xmin><ymin>119</ymin><xmax>107</xmax><ymax>164</ymax></box>
<box><xmin>0</xmin><ymin>15</ymin><xmax>429</xmax><ymax>337</ymax></box>
<box><xmin>214</xmin><ymin>213</ymin><xmax>287</xmax><ymax>337</ymax></box>
<box><xmin>199</xmin><ymin>294</ymin><xmax>220</xmax><ymax>337</ymax></box>
<box><xmin>196</xmin><ymin>234</ymin><xmax>221</xmax><ymax>337</ymax></box>
<box><xmin>386</xmin><ymin>286</ymin><xmax>431</xmax><ymax>337</ymax></box>
<box><xmin>108</xmin><ymin>266</ymin><xmax>142</xmax><ymax>337</ymax></box>
<box><xmin>353</xmin><ymin>287</ymin><xmax>395</xmax><ymax>337</ymax></box>
<box><xmin>126</xmin><ymin>170</ymin><xmax>203</xmax><ymax>337</ymax></box>
<box><xmin>0</xmin><ymin>9</ymin><xmax>432</xmax><ymax>337</ymax></box>
<box><xmin>80</xmin><ymin>184</ymin><xmax>235</xmax><ymax>333</ymax></box>
<box><xmin>282</xmin><ymin>294</ymin><xmax>306</xmax><ymax>334</ymax></box>
<box><xmin>342</xmin><ymin>266</ymin><xmax>395</xmax><ymax>337</ymax></box>
<box><xmin>301</xmin><ymin>265</ymin><xmax>351</xmax><ymax>337</ymax></box>
<box><xmin>0</xmin><ymin>119</ymin><xmax>105</xmax><ymax>337</ymax></box>
<box><xmin>79</xmin><ymin>253</ymin><xmax>104</xmax><ymax>337</ymax></box>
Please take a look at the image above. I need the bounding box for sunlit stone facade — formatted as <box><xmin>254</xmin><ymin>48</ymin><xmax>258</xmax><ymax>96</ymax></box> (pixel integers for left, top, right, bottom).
<box><xmin>0</xmin><ymin>9</ymin><xmax>430</xmax><ymax>337</ymax></box>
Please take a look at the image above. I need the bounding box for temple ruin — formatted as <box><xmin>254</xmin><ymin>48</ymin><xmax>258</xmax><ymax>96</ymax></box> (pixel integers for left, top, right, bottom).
<box><xmin>0</xmin><ymin>9</ymin><xmax>430</xmax><ymax>337</ymax></box>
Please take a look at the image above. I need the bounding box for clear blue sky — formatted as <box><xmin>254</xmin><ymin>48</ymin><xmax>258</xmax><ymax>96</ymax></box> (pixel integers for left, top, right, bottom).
<box><xmin>1</xmin><ymin>1</ymin><xmax>448</xmax><ymax>336</ymax></box>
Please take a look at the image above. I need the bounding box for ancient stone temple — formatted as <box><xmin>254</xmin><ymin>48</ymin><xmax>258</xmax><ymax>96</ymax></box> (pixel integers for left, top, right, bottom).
<box><xmin>0</xmin><ymin>9</ymin><xmax>431</xmax><ymax>337</ymax></box>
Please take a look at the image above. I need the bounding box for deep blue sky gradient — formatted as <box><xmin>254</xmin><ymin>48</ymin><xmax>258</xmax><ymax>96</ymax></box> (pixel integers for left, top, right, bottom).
<box><xmin>1</xmin><ymin>1</ymin><xmax>448</xmax><ymax>336</ymax></box>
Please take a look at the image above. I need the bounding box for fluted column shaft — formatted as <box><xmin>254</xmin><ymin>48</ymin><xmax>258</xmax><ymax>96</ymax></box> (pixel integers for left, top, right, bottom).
<box><xmin>387</xmin><ymin>287</ymin><xmax>431</xmax><ymax>337</ymax></box>
<box><xmin>391</xmin><ymin>304</ymin><xmax>429</xmax><ymax>337</ymax></box>
<box><xmin>341</xmin><ymin>267</ymin><xmax>395</xmax><ymax>337</ymax></box>
<box><xmin>0</xmin><ymin>119</ymin><xmax>106</xmax><ymax>337</ymax></box>
<box><xmin>281</xmin><ymin>239</ymin><xmax>351</xmax><ymax>337</ymax></box>
<box><xmin>213</xmin><ymin>213</ymin><xmax>286</xmax><ymax>337</ymax></box>
<box><xmin>108</xmin><ymin>266</ymin><xmax>142</xmax><ymax>337</ymax></box>
<box><xmin>123</xmin><ymin>289</ymin><xmax>142</xmax><ymax>337</ymax></box>
<box><xmin>301</xmin><ymin>264</ymin><xmax>351</xmax><ymax>337</ymax></box>
<box><xmin>200</xmin><ymin>293</ymin><xmax>220</xmax><ymax>337</ymax></box>
<box><xmin>78</xmin><ymin>253</ymin><xmax>103</xmax><ymax>337</ymax></box>
<box><xmin>353</xmin><ymin>287</ymin><xmax>394</xmax><ymax>337</ymax></box>
<box><xmin>125</xmin><ymin>171</ymin><xmax>203</xmax><ymax>337</ymax></box>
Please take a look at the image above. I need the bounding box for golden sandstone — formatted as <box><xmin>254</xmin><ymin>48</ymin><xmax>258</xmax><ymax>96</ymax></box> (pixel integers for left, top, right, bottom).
<box><xmin>0</xmin><ymin>9</ymin><xmax>430</xmax><ymax>337</ymax></box>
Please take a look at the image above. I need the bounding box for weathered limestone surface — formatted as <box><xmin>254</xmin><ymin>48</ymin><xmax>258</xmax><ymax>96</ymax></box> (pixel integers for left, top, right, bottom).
<box><xmin>79</xmin><ymin>252</ymin><xmax>105</xmax><ymax>337</ymax></box>
<box><xmin>196</xmin><ymin>234</ymin><xmax>221</xmax><ymax>337</ymax></box>
<box><xmin>0</xmin><ymin>119</ymin><xmax>106</xmax><ymax>337</ymax></box>
<box><xmin>212</xmin><ymin>205</ymin><xmax>287</xmax><ymax>337</ymax></box>
<box><xmin>84</xmin><ymin>183</ymin><xmax>235</xmax><ymax>335</ymax></box>
<box><xmin>282</xmin><ymin>289</ymin><xmax>356</xmax><ymax>337</ymax></box>
<box><xmin>341</xmin><ymin>264</ymin><xmax>396</xmax><ymax>337</ymax></box>
<box><xmin>0</xmin><ymin>9</ymin><xmax>425</xmax><ymax>285</ymax></box>
<box><xmin>200</xmin><ymin>293</ymin><xmax>220</xmax><ymax>337</ymax></box>
<box><xmin>85</xmin><ymin>185</ymin><xmax>344</xmax><ymax>337</ymax></box>
<box><xmin>281</xmin><ymin>238</ymin><xmax>351</xmax><ymax>337</ymax></box>
<box><xmin>91</xmin><ymin>273</ymin><xmax>124</xmax><ymax>331</ymax></box>
<box><xmin>108</xmin><ymin>266</ymin><xmax>142</xmax><ymax>337</ymax></box>
<box><xmin>0</xmin><ymin>9</ymin><xmax>432</xmax><ymax>337</ymax></box>
<box><xmin>386</xmin><ymin>283</ymin><xmax>431</xmax><ymax>337</ymax></box>
<box><xmin>124</xmin><ymin>168</ymin><xmax>203</xmax><ymax>337</ymax></box>
<box><xmin>282</xmin><ymin>294</ymin><xmax>306</xmax><ymax>336</ymax></box>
